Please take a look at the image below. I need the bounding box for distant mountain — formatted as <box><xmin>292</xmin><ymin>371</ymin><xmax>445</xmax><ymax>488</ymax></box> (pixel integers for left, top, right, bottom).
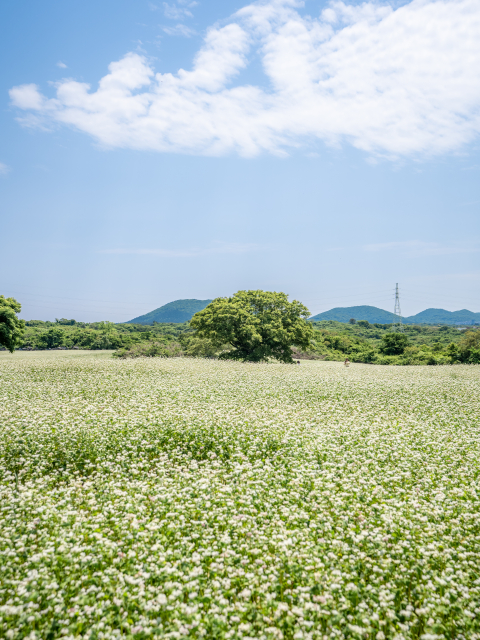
<box><xmin>126</xmin><ymin>299</ymin><xmax>212</xmax><ymax>325</ymax></box>
<box><xmin>310</xmin><ymin>305</ymin><xmax>397</xmax><ymax>324</ymax></box>
<box><xmin>405</xmin><ymin>308</ymin><xmax>480</xmax><ymax>325</ymax></box>
<box><xmin>310</xmin><ymin>305</ymin><xmax>480</xmax><ymax>325</ymax></box>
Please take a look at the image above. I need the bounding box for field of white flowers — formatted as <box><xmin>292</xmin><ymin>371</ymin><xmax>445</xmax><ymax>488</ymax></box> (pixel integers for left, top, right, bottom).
<box><xmin>1</xmin><ymin>352</ymin><xmax>479</xmax><ymax>640</ymax></box>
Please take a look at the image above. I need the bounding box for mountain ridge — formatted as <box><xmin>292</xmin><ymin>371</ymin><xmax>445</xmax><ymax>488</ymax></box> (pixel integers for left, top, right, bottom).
<box><xmin>127</xmin><ymin>299</ymin><xmax>480</xmax><ymax>325</ymax></box>
<box><xmin>126</xmin><ymin>299</ymin><xmax>212</xmax><ymax>325</ymax></box>
<box><xmin>310</xmin><ymin>305</ymin><xmax>480</xmax><ymax>325</ymax></box>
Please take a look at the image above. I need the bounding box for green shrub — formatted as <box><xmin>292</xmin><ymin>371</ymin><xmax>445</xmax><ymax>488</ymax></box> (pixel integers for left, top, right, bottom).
<box><xmin>469</xmin><ymin>348</ymin><xmax>480</xmax><ymax>364</ymax></box>
<box><xmin>379</xmin><ymin>332</ymin><xmax>410</xmax><ymax>355</ymax></box>
<box><xmin>112</xmin><ymin>341</ymin><xmax>183</xmax><ymax>359</ymax></box>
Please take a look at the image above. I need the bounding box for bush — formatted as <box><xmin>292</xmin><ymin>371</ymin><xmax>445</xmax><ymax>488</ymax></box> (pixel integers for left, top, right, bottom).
<box><xmin>379</xmin><ymin>333</ymin><xmax>410</xmax><ymax>355</ymax></box>
<box><xmin>469</xmin><ymin>348</ymin><xmax>480</xmax><ymax>364</ymax></box>
<box><xmin>180</xmin><ymin>334</ymin><xmax>226</xmax><ymax>358</ymax></box>
<box><xmin>112</xmin><ymin>341</ymin><xmax>183</xmax><ymax>359</ymax></box>
<box><xmin>373</xmin><ymin>354</ymin><xmax>403</xmax><ymax>365</ymax></box>
<box><xmin>351</xmin><ymin>349</ymin><xmax>376</xmax><ymax>363</ymax></box>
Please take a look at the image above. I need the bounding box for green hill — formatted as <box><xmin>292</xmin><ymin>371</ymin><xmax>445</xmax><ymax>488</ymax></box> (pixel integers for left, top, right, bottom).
<box><xmin>311</xmin><ymin>305</ymin><xmax>480</xmax><ymax>325</ymax></box>
<box><xmin>310</xmin><ymin>305</ymin><xmax>397</xmax><ymax>324</ymax></box>
<box><xmin>405</xmin><ymin>308</ymin><xmax>480</xmax><ymax>324</ymax></box>
<box><xmin>128</xmin><ymin>300</ymin><xmax>479</xmax><ymax>326</ymax></box>
<box><xmin>127</xmin><ymin>299</ymin><xmax>212</xmax><ymax>325</ymax></box>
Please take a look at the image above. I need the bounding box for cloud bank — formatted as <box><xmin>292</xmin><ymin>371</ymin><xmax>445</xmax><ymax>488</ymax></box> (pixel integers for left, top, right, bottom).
<box><xmin>9</xmin><ymin>0</ymin><xmax>480</xmax><ymax>158</ymax></box>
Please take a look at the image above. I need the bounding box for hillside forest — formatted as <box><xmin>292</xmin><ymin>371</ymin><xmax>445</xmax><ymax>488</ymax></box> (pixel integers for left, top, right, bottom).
<box><xmin>9</xmin><ymin>317</ymin><xmax>480</xmax><ymax>365</ymax></box>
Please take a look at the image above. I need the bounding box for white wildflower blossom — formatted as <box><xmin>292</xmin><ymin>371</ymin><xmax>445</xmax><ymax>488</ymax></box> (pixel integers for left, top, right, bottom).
<box><xmin>0</xmin><ymin>352</ymin><xmax>479</xmax><ymax>639</ymax></box>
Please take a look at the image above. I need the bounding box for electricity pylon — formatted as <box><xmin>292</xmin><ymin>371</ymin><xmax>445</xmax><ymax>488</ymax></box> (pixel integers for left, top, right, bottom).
<box><xmin>392</xmin><ymin>283</ymin><xmax>404</xmax><ymax>332</ymax></box>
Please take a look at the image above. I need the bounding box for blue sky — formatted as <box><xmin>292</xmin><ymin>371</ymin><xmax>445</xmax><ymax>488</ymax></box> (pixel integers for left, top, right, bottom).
<box><xmin>1</xmin><ymin>0</ymin><xmax>479</xmax><ymax>322</ymax></box>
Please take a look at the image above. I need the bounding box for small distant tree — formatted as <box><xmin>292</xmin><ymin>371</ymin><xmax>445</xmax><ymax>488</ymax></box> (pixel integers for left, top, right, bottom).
<box><xmin>458</xmin><ymin>329</ymin><xmax>480</xmax><ymax>363</ymax></box>
<box><xmin>349</xmin><ymin>318</ymin><xmax>356</xmax><ymax>324</ymax></box>
<box><xmin>446</xmin><ymin>343</ymin><xmax>459</xmax><ymax>363</ymax></box>
<box><xmin>38</xmin><ymin>327</ymin><xmax>66</xmax><ymax>349</ymax></box>
<box><xmin>0</xmin><ymin>295</ymin><xmax>26</xmax><ymax>352</ymax></box>
<box><xmin>190</xmin><ymin>290</ymin><xmax>313</xmax><ymax>363</ymax></box>
<box><xmin>380</xmin><ymin>332</ymin><xmax>409</xmax><ymax>355</ymax></box>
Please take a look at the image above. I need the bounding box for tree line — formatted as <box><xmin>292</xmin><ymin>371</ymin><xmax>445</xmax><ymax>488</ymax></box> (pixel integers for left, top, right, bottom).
<box><xmin>1</xmin><ymin>291</ymin><xmax>479</xmax><ymax>364</ymax></box>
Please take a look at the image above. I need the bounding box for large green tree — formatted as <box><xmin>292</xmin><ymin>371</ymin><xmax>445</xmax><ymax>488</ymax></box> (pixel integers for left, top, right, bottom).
<box><xmin>190</xmin><ymin>290</ymin><xmax>313</xmax><ymax>363</ymax></box>
<box><xmin>0</xmin><ymin>295</ymin><xmax>26</xmax><ymax>353</ymax></box>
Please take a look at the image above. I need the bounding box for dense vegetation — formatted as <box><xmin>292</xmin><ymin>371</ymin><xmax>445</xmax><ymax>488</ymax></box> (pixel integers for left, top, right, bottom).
<box><xmin>7</xmin><ymin>317</ymin><xmax>480</xmax><ymax>365</ymax></box>
<box><xmin>0</xmin><ymin>296</ymin><xmax>25</xmax><ymax>353</ymax></box>
<box><xmin>1</xmin><ymin>353</ymin><xmax>480</xmax><ymax>640</ymax></box>
<box><xmin>11</xmin><ymin>320</ymin><xmax>189</xmax><ymax>352</ymax></box>
<box><xmin>308</xmin><ymin>321</ymin><xmax>480</xmax><ymax>365</ymax></box>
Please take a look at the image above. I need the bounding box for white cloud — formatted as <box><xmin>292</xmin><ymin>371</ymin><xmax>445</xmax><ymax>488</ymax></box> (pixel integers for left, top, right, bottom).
<box><xmin>0</xmin><ymin>162</ymin><xmax>10</xmax><ymax>175</ymax></box>
<box><xmin>56</xmin><ymin>61</ymin><xmax>67</xmax><ymax>69</ymax></box>
<box><xmin>363</xmin><ymin>240</ymin><xmax>480</xmax><ymax>255</ymax></box>
<box><xmin>9</xmin><ymin>0</ymin><xmax>480</xmax><ymax>158</ymax></box>
<box><xmin>10</xmin><ymin>83</ymin><xmax>45</xmax><ymax>110</ymax></box>
<box><xmin>100</xmin><ymin>242</ymin><xmax>261</xmax><ymax>257</ymax></box>
<box><xmin>163</xmin><ymin>1</ymin><xmax>197</xmax><ymax>20</ymax></box>
<box><xmin>163</xmin><ymin>24</ymin><xmax>196</xmax><ymax>37</ymax></box>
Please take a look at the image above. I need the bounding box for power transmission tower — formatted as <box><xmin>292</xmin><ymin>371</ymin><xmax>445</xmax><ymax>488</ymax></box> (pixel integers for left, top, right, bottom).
<box><xmin>392</xmin><ymin>283</ymin><xmax>404</xmax><ymax>332</ymax></box>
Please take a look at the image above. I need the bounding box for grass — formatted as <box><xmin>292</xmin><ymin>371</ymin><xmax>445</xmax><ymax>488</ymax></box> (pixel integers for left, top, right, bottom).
<box><xmin>0</xmin><ymin>352</ymin><xmax>479</xmax><ymax>640</ymax></box>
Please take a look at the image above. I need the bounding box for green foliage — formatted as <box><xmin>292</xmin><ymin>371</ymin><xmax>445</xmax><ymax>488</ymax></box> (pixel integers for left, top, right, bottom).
<box><xmin>469</xmin><ymin>349</ymin><xmax>480</xmax><ymax>364</ymax></box>
<box><xmin>446</xmin><ymin>342</ymin><xmax>459</xmax><ymax>363</ymax></box>
<box><xmin>179</xmin><ymin>333</ymin><xmax>226</xmax><ymax>357</ymax></box>
<box><xmin>305</xmin><ymin>321</ymin><xmax>467</xmax><ymax>365</ymax></box>
<box><xmin>357</xmin><ymin>320</ymin><xmax>370</xmax><ymax>328</ymax></box>
<box><xmin>55</xmin><ymin>318</ymin><xmax>77</xmax><ymax>325</ymax></box>
<box><xmin>191</xmin><ymin>290</ymin><xmax>313</xmax><ymax>363</ymax></box>
<box><xmin>37</xmin><ymin>327</ymin><xmax>66</xmax><ymax>349</ymax></box>
<box><xmin>112</xmin><ymin>341</ymin><xmax>182</xmax><ymax>359</ymax></box>
<box><xmin>17</xmin><ymin>319</ymin><xmax>191</xmax><ymax>352</ymax></box>
<box><xmin>10</xmin><ymin>306</ymin><xmax>480</xmax><ymax>367</ymax></box>
<box><xmin>458</xmin><ymin>329</ymin><xmax>480</xmax><ymax>364</ymax></box>
<box><xmin>0</xmin><ymin>295</ymin><xmax>25</xmax><ymax>353</ymax></box>
<box><xmin>379</xmin><ymin>332</ymin><xmax>410</xmax><ymax>355</ymax></box>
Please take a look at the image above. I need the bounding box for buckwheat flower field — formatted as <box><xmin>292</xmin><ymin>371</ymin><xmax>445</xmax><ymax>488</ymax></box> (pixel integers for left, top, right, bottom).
<box><xmin>1</xmin><ymin>352</ymin><xmax>479</xmax><ymax>640</ymax></box>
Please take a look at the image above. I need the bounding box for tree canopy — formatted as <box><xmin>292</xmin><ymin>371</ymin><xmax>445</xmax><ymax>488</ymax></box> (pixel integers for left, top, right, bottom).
<box><xmin>190</xmin><ymin>290</ymin><xmax>313</xmax><ymax>363</ymax></box>
<box><xmin>0</xmin><ymin>295</ymin><xmax>26</xmax><ymax>353</ymax></box>
<box><xmin>379</xmin><ymin>332</ymin><xmax>409</xmax><ymax>355</ymax></box>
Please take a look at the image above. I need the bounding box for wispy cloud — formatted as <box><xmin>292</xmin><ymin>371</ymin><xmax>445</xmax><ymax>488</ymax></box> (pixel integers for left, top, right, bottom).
<box><xmin>56</xmin><ymin>61</ymin><xmax>67</xmax><ymax>69</ymax></box>
<box><xmin>363</xmin><ymin>240</ymin><xmax>480</xmax><ymax>256</ymax></box>
<box><xmin>162</xmin><ymin>23</ymin><xmax>196</xmax><ymax>37</ymax></box>
<box><xmin>99</xmin><ymin>242</ymin><xmax>261</xmax><ymax>258</ymax></box>
<box><xmin>0</xmin><ymin>162</ymin><xmax>10</xmax><ymax>175</ymax></box>
<box><xmin>163</xmin><ymin>1</ymin><xmax>197</xmax><ymax>20</ymax></box>
<box><xmin>9</xmin><ymin>0</ymin><xmax>480</xmax><ymax>158</ymax></box>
